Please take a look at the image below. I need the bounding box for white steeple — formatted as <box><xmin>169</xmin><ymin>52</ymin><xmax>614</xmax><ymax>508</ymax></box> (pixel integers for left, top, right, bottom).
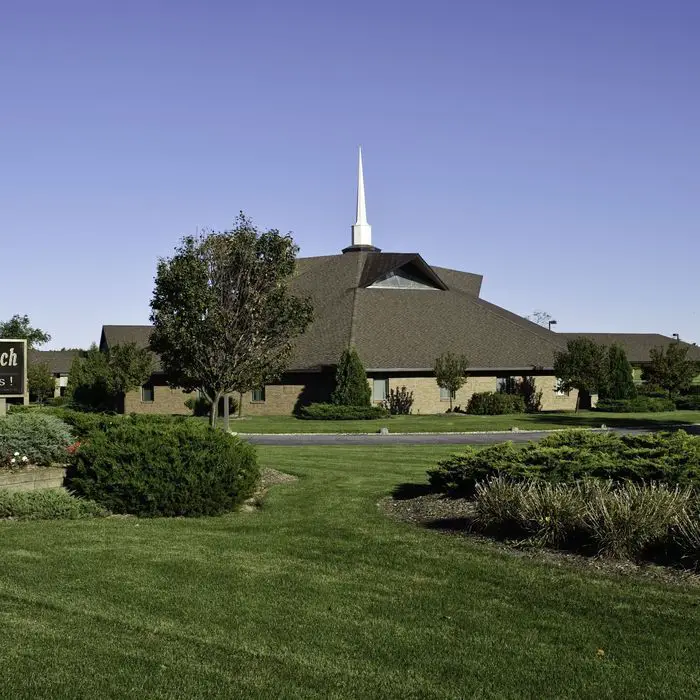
<box><xmin>351</xmin><ymin>146</ymin><xmax>372</xmax><ymax>247</ymax></box>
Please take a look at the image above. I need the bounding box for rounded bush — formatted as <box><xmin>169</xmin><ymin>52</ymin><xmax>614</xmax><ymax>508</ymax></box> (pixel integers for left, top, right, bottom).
<box><xmin>466</xmin><ymin>392</ymin><xmax>525</xmax><ymax>415</ymax></box>
<box><xmin>299</xmin><ymin>403</ymin><xmax>389</xmax><ymax>420</ymax></box>
<box><xmin>64</xmin><ymin>420</ymin><xmax>259</xmax><ymax>517</ymax></box>
<box><xmin>0</xmin><ymin>412</ymin><xmax>74</xmax><ymax>466</ymax></box>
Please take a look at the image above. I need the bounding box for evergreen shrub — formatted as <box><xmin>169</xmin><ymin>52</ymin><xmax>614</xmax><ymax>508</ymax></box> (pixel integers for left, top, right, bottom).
<box><xmin>466</xmin><ymin>392</ymin><xmax>525</xmax><ymax>415</ymax></box>
<box><xmin>675</xmin><ymin>396</ymin><xmax>700</xmax><ymax>410</ymax></box>
<box><xmin>428</xmin><ymin>430</ymin><xmax>700</xmax><ymax>496</ymax></box>
<box><xmin>331</xmin><ymin>348</ymin><xmax>371</xmax><ymax>407</ymax></box>
<box><xmin>0</xmin><ymin>412</ymin><xmax>74</xmax><ymax>466</ymax></box>
<box><xmin>299</xmin><ymin>403</ymin><xmax>389</xmax><ymax>420</ymax></box>
<box><xmin>65</xmin><ymin>420</ymin><xmax>259</xmax><ymax>517</ymax></box>
<box><xmin>0</xmin><ymin>489</ymin><xmax>108</xmax><ymax>520</ymax></box>
<box><xmin>596</xmin><ymin>397</ymin><xmax>675</xmax><ymax>412</ymax></box>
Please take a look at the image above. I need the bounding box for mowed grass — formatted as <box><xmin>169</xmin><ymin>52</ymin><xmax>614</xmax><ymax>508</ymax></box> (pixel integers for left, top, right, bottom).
<box><xmin>1</xmin><ymin>445</ymin><xmax>699</xmax><ymax>699</ymax></box>
<box><xmin>224</xmin><ymin>410</ymin><xmax>700</xmax><ymax>433</ymax></box>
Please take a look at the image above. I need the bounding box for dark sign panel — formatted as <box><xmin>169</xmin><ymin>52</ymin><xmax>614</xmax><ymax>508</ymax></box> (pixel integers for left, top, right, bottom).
<box><xmin>0</xmin><ymin>339</ymin><xmax>27</xmax><ymax>397</ymax></box>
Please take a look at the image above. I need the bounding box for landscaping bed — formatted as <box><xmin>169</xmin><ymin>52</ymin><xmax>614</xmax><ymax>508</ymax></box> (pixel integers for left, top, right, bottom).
<box><xmin>387</xmin><ymin>430</ymin><xmax>700</xmax><ymax>572</ymax></box>
<box><xmin>380</xmin><ymin>492</ymin><xmax>700</xmax><ymax>587</ymax></box>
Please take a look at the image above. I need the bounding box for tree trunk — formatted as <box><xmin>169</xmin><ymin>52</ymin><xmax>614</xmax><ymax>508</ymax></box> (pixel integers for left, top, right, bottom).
<box><xmin>238</xmin><ymin>392</ymin><xmax>243</xmax><ymax>418</ymax></box>
<box><xmin>209</xmin><ymin>391</ymin><xmax>222</xmax><ymax>428</ymax></box>
<box><xmin>575</xmin><ymin>391</ymin><xmax>580</xmax><ymax>413</ymax></box>
<box><xmin>223</xmin><ymin>393</ymin><xmax>230</xmax><ymax>432</ymax></box>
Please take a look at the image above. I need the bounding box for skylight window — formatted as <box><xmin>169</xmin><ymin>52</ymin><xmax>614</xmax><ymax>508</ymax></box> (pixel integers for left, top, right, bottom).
<box><xmin>367</xmin><ymin>268</ymin><xmax>439</xmax><ymax>290</ymax></box>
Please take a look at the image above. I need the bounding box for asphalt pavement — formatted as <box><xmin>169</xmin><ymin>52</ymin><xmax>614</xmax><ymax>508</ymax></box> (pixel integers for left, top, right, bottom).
<box><xmin>238</xmin><ymin>428</ymin><xmax>645</xmax><ymax>446</ymax></box>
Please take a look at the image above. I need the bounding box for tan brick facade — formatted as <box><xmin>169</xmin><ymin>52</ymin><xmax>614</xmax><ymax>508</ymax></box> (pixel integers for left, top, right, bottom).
<box><xmin>124</xmin><ymin>383</ymin><xmax>192</xmax><ymax>415</ymax></box>
<box><xmin>372</xmin><ymin>375</ymin><xmax>497</xmax><ymax>414</ymax></box>
<box><xmin>534</xmin><ymin>376</ymin><xmax>579</xmax><ymax>411</ymax></box>
<box><xmin>124</xmin><ymin>371</ymin><xmax>580</xmax><ymax>416</ymax></box>
<box><xmin>239</xmin><ymin>383</ymin><xmax>306</xmax><ymax>416</ymax></box>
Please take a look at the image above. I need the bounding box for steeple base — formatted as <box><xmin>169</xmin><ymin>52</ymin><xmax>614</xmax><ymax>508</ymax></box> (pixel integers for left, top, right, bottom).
<box><xmin>342</xmin><ymin>244</ymin><xmax>382</xmax><ymax>253</ymax></box>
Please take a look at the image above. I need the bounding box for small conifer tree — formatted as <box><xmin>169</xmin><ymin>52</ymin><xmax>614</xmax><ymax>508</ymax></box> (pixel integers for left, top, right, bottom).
<box><xmin>331</xmin><ymin>347</ymin><xmax>371</xmax><ymax>406</ymax></box>
<box><xmin>603</xmin><ymin>344</ymin><xmax>636</xmax><ymax>400</ymax></box>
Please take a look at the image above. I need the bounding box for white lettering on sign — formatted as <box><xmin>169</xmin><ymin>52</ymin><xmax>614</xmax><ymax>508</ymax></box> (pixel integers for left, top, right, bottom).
<box><xmin>0</xmin><ymin>348</ymin><xmax>18</xmax><ymax>366</ymax></box>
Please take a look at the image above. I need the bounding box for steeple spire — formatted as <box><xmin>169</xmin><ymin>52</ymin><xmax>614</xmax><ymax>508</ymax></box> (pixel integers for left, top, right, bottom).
<box><xmin>351</xmin><ymin>146</ymin><xmax>372</xmax><ymax>247</ymax></box>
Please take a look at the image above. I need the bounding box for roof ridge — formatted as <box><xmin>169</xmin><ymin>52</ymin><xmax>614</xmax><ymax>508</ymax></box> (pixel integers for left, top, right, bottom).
<box><xmin>449</xmin><ymin>287</ymin><xmax>567</xmax><ymax>353</ymax></box>
<box><xmin>348</xmin><ymin>252</ymin><xmax>367</xmax><ymax>347</ymax></box>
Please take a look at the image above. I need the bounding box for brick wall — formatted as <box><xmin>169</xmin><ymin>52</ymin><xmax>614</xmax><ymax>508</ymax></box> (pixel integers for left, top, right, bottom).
<box><xmin>239</xmin><ymin>372</ymin><xmax>334</xmax><ymax>417</ymax></box>
<box><xmin>370</xmin><ymin>375</ymin><xmax>497</xmax><ymax>414</ymax></box>
<box><xmin>534</xmin><ymin>376</ymin><xmax>579</xmax><ymax>411</ymax></box>
<box><xmin>124</xmin><ymin>384</ymin><xmax>192</xmax><ymax>415</ymax></box>
<box><xmin>123</xmin><ymin>371</ymin><xmax>580</xmax><ymax>416</ymax></box>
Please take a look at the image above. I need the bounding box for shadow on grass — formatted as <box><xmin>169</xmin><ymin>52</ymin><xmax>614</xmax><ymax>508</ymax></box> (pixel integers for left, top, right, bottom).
<box><xmin>529</xmin><ymin>411</ymin><xmax>700</xmax><ymax>432</ymax></box>
<box><xmin>391</xmin><ymin>482</ymin><xmax>436</xmax><ymax>500</ymax></box>
<box><xmin>424</xmin><ymin>517</ymin><xmax>474</xmax><ymax>532</ymax></box>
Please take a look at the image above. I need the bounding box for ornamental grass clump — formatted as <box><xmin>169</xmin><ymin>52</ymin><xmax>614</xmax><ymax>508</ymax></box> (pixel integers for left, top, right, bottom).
<box><xmin>470</xmin><ymin>478</ymin><xmax>697</xmax><ymax>564</ymax></box>
<box><xmin>583</xmin><ymin>482</ymin><xmax>691</xmax><ymax>560</ymax></box>
<box><xmin>518</xmin><ymin>481</ymin><xmax>588</xmax><ymax>548</ymax></box>
<box><xmin>675</xmin><ymin>508</ymin><xmax>700</xmax><ymax>569</ymax></box>
<box><xmin>473</xmin><ymin>476</ymin><xmax>526</xmax><ymax>535</ymax></box>
<box><xmin>0</xmin><ymin>412</ymin><xmax>74</xmax><ymax>466</ymax></box>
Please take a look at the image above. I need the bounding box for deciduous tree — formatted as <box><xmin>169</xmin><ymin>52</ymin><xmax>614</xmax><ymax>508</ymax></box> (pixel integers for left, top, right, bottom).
<box><xmin>68</xmin><ymin>343</ymin><xmax>153</xmax><ymax>411</ymax></box>
<box><xmin>553</xmin><ymin>338</ymin><xmax>607</xmax><ymax>410</ymax></box>
<box><xmin>434</xmin><ymin>352</ymin><xmax>469</xmax><ymax>411</ymax></box>
<box><xmin>150</xmin><ymin>213</ymin><xmax>313</xmax><ymax>429</ymax></box>
<box><xmin>0</xmin><ymin>315</ymin><xmax>51</xmax><ymax>349</ymax></box>
<box><xmin>28</xmin><ymin>362</ymin><xmax>55</xmax><ymax>404</ymax></box>
<box><xmin>642</xmin><ymin>343</ymin><xmax>699</xmax><ymax>397</ymax></box>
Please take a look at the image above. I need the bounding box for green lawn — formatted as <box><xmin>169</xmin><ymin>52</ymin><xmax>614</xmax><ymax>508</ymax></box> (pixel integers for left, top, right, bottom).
<box><xmin>1</xmin><ymin>446</ymin><xmax>699</xmax><ymax>698</ymax></box>
<box><xmin>222</xmin><ymin>410</ymin><xmax>700</xmax><ymax>433</ymax></box>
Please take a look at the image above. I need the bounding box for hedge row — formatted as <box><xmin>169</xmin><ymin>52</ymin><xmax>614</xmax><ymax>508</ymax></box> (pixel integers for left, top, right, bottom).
<box><xmin>427</xmin><ymin>430</ymin><xmax>700</xmax><ymax>496</ymax></box>
<box><xmin>299</xmin><ymin>403</ymin><xmax>389</xmax><ymax>420</ymax></box>
<box><xmin>596</xmin><ymin>397</ymin><xmax>676</xmax><ymax>413</ymax></box>
<box><xmin>466</xmin><ymin>392</ymin><xmax>525</xmax><ymax>415</ymax></box>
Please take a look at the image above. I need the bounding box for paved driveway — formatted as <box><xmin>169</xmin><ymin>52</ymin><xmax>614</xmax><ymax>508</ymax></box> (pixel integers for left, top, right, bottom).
<box><xmin>240</xmin><ymin>428</ymin><xmax>646</xmax><ymax>446</ymax></box>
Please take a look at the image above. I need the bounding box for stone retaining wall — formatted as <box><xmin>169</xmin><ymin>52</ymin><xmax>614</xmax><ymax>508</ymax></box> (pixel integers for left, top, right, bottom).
<box><xmin>0</xmin><ymin>467</ymin><xmax>66</xmax><ymax>492</ymax></box>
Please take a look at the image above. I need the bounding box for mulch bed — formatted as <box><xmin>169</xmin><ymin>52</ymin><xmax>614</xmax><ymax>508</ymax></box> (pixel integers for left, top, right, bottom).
<box><xmin>242</xmin><ymin>468</ymin><xmax>298</xmax><ymax>511</ymax></box>
<box><xmin>379</xmin><ymin>492</ymin><xmax>700</xmax><ymax>588</ymax></box>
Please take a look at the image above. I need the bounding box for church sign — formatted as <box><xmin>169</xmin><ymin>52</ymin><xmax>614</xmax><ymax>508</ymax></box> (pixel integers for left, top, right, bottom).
<box><xmin>0</xmin><ymin>339</ymin><xmax>27</xmax><ymax>397</ymax></box>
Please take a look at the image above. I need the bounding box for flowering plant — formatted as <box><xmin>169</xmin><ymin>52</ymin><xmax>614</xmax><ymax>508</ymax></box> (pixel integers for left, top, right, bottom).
<box><xmin>66</xmin><ymin>441</ymin><xmax>81</xmax><ymax>455</ymax></box>
<box><xmin>2</xmin><ymin>450</ymin><xmax>30</xmax><ymax>469</ymax></box>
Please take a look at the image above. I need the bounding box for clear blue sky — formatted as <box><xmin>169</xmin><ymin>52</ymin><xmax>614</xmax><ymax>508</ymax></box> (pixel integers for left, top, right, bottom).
<box><xmin>2</xmin><ymin>0</ymin><xmax>698</xmax><ymax>349</ymax></box>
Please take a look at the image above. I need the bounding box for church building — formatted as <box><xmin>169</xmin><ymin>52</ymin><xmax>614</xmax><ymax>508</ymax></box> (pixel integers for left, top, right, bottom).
<box><xmin>101</xmin><ymin>151</ymin><xmax>590</xmax><ymax>415</ymax></box>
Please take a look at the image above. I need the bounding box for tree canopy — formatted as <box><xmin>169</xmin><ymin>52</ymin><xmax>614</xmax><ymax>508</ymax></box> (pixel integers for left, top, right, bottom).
<box><xmin>0</xmin><ymin>315</ymin><xmax>51</xmax><ymax>349</ymax></box>
<box><xmin>434</xmin><ymin>352</ymin><xmax>469</xmax><ymax>410</ymax></box>
<box><xmin>27</xmin><ymin>362</ymin><xmax>55</xmax><ymax>404</ymax></box>
<box><xmin>553</xmin><ymin>338</ymin><xmax>607</xmax><ymax>408</ymax></box>
<box><xmin>68</xmin><ymin>343</ymin><xmax>153</xmax><ymax>411</ymax></box>
<box><xmin>642</xmin><ymin>343</ymin><xmax>699</xmax><ymax>396</ymax></box>
<box><xmin>149</xmin><ymin>213</ymin><xmax>313</xmax><ymax>428</ymax></box>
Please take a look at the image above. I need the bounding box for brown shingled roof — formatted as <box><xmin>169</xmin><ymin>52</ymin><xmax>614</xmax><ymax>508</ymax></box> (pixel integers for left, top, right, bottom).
<box><xmin>560</xmin><ymin>333</ymin><xmax>700</xmax><ymax>364</ymax></box>
<box><xmin>28</xmin><ymin>349</ymin><xmax>81</xmax><ymax>374</ymax></box>
<box><xmin>100</xmin><ymin>252</ymin><xmax>565</xmax><ymax>373</ymax></box>
<box><xmin>285</xmin><ymin>251</ymin><xmax>565</xmax><ymax>370</ymax></box>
